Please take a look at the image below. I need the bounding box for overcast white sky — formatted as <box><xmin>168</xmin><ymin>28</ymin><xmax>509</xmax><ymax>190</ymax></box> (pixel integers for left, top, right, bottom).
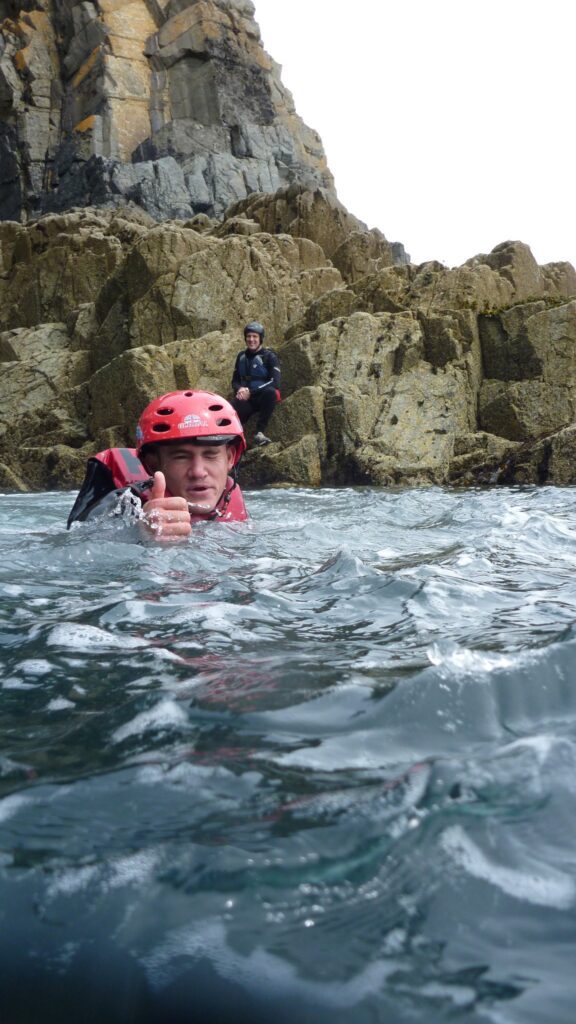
<box><xmin>253</xmin><ymin>0</ymin><xmax>576</xmax><ymax>269</ymax></box>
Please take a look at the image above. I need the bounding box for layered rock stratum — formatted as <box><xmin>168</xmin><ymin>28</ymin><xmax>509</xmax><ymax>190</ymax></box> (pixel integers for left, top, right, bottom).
<box><xmin>0</xmin><ymin>0</ymin><xmax>334</xmax><ymax>220</ymax></box>
<box><xmin>1</xmin><ymin>1</ymin><xmax>576</xmax><ymax>493</ymax></box>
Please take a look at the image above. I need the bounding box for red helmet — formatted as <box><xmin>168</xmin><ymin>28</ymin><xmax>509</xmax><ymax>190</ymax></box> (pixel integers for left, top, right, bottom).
<box><xmin>136</xmin><ymin>390</ymin><xmax>246</xmax><ymax>465</ymax></box>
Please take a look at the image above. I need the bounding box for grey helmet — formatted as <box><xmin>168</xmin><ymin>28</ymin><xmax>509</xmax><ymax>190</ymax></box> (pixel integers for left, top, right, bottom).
<box><xmin>244</xmin><ymin>321</ymin><xmax>265</xmax><ymax>342</ymax></box>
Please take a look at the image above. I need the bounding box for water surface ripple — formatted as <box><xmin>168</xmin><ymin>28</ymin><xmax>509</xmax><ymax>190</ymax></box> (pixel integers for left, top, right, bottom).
<box><xmin>2</xmin><ymin>486</ymin><xmax>576</xmax><ymax>1023</ymax></box>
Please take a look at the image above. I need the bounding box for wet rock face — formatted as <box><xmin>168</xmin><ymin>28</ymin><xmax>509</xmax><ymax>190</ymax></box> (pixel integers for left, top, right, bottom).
<box><xmin>0</xmin><ymin>198</ymin><xmax>346</xmax><ymax>488</ymax></box>
<box><xmin>1</xmin><ymin>198</ymin><xmax>575</xmax><ymax>493</ymax></box>
<box><xmin>0</xmin><ymin>0</ymin><xmax>334</xmax><ymax>221</ymax></box>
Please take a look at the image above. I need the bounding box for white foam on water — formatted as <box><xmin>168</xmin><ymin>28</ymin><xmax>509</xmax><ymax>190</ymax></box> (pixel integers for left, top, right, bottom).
<box><xmin>3</xmin><ymin>584</ymin><xmax>24</xmax><ymax>596</ymax></box>
<box><xmin>46</xmin><ymin>863</ymin><xmax>99</xmax><ymax>897</ymax></box>
<box><xmin>0</xmin><ymin>792</ymin><xmax>33</xmax><ymax>823</ymax></box>
<box><xmin>442</xmin><ymin>824</ymin><xmax>575</xmax><ymax>909</ymax></box>
<box><xmin>47</xmin><ymin>622</ymin><xmax>148</xmax><ymax>651</ymax></box>
<box><xmin>105</xmin><ymin>849</ymin><xmax>162</xmax><ymax>890</ymax></box>
<box><xmin>455</xmin><ymin>553</ymin><xmax>478</xmax><ymax>567</ymax></box>
<box><xmin>47</xmin><ymin>697</ymin><xmax>75</xmax><ymax>711</ymax></box>
<box><xmin>427</xmin><ymin>642</ymin><xmax>517</xmax><ymax>675</ymax></box>
<box><xmin>2</xmin><ymin>679</ymin><xmax>39</xmax><ymax>690</ymax></box>
<box><xmin>111</xmin><ymin>698</ymin><xmax>189</xmax><ymax>744</ymax></box>
<box><xmin>499</xmin><ymin>507</ymin><xmax>531</xmax><ymax>530</ymax></box>
<box><xmin>19</xmin><ymin>659</ymin><xmax>53</xmax><ymax>676</ymax></box>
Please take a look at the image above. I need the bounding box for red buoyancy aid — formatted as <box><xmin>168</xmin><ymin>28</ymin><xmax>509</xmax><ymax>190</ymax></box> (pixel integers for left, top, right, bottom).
<box><xmin>67</xmin><ymin>447</ymin><xmax>248</xmax><ymax>528</ymax></box>
<box><xmin>96</xmin><ymin>447</ymin><xmax>152</xmax><ymax>492</ymax></box>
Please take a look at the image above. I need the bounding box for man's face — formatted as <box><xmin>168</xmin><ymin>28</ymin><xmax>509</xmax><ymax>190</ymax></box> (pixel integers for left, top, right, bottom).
<box><xmin>245</xmin><ymin>331</ymin><xmax>262</xmax><ymax>351</ymax></box>
<box><xmin>153</xmin><ymin>443</ymin><xmax>234</xmax><ymax>511</ymax></box>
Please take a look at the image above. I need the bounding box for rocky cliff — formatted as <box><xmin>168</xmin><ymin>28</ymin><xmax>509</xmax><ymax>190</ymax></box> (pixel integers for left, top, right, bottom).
<box><xmin>1</xmin><ymin>1</ymin><xmax>576</xmax><ymax>495</ymax></box>
<box><xmin>1</xmin><ymin>185</ymin><xmax>576</xmax><ymax>492</ymax></box>
<box><xmin>0</xmin><ymin>0</ymin><xmax>334</xmax><ymax>221</ymax></box>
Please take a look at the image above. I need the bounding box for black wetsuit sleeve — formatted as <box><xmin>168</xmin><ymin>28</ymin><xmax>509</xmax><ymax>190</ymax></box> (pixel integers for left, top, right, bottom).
<box><xmin>67</xmin><ymin>459</ymin><xmax>115</xmax><ymax>528</ymax></box>
<box><xmin>266</xmin><ymin>349</ymin><xmax>281</xmax><ymax>389</ymax></box>
<box><xmin>231</xmin><ymin>353</ymin><xmax>243</xmax><ymax>392</ymax></box>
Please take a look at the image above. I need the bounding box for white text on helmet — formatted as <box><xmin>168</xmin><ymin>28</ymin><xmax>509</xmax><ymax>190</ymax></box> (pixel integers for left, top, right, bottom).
<box><xmin>178</xmin><ymin>414</ymin><xmax>210</xmax><ymax>429</ymax></box>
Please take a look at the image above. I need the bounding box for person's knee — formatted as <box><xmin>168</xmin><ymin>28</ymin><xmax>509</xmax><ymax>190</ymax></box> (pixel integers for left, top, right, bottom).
<box><xmin>232</xmin><ymin>398</ymin><xmax>254</xmax><ymax>424</ymax></box>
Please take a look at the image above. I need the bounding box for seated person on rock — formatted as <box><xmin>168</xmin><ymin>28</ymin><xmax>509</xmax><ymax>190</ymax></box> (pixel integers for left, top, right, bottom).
<box><xmin>67</xmin><ymin>390</ymin><xmax>248</xmax><ymax>542</ymax></box>
<box><xmin>231</xmin><ymin>321</ymin><xmax>281</xmax><ymax>447</ymax></box>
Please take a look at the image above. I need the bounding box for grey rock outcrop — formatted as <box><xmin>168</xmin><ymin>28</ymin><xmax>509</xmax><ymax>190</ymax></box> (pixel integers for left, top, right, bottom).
<box><xmin>0</xmin><ymin>0</ymin><xmax>335</xmax><ymax>222</ymax></box>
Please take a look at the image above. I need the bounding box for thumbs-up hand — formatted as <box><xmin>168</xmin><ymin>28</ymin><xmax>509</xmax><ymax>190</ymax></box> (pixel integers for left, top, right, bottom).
<box><xmin>140</xmin><ymin>471</ymin><xmax>191</xmax><ymax>543</ymax></box>
<box><xmin>149</xmin><ymin>471</ymin><xmax>167</xmax><ymax>502</ymax></box>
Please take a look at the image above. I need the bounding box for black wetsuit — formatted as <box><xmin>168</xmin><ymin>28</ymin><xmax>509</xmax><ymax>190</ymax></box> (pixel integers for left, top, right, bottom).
<box><xmin>231</xmin><ymin>346</ymin><xmax>281</xmax><ymax>432</ymax></box>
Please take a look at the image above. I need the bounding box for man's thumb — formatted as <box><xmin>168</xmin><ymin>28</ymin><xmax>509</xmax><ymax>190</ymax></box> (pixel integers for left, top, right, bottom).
<box><xmin>149</xmin><ymin>471</ymin><xmax>166</xmax><ymax>501</ymax></box>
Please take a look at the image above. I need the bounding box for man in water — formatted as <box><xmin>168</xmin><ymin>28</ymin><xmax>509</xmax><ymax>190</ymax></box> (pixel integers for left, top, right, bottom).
<box><xmin>67</xmin><ymin>390</ymin><xmax>248</xmax><ymax>542</ymax></box>
<box><xmin>231</xmin><ymin>321</ymin><xmax>281</xmax><ymax>447</ymax></box>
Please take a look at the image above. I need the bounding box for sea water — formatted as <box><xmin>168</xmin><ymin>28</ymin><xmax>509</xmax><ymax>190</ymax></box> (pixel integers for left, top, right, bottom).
<box><xmin>1</xmin><ymin>485</ymin><xmax>576</xmax><ymax>1023</ymax></box>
